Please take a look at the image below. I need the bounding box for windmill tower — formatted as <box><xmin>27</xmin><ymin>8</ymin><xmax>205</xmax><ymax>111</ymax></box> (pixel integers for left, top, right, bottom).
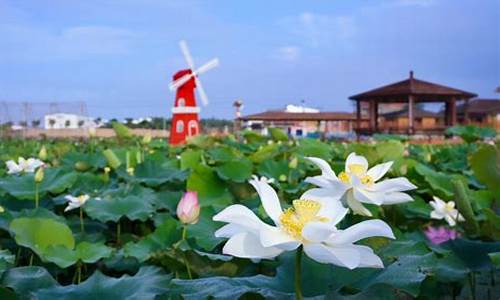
<box><xmin>168</xmin><ymin>40</ymin><xmax>219</xmax><ymax>145</ymax></box>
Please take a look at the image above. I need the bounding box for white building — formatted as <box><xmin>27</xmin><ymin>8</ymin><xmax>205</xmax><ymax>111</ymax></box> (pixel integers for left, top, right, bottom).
<box><xmin>44</xmin><ymin>113</ymin><xmax>97</xmax><ymax>129</ymax></box>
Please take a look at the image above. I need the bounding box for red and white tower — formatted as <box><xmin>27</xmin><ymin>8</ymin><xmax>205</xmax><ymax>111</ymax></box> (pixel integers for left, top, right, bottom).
<box><xmin>168</xmin><ymin>40</ymin><xmax>219</xmax><ymax>145</ymax></box>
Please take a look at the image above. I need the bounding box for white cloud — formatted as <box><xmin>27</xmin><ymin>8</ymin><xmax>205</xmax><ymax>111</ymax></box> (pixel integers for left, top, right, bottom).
<box><xmin>395</xmin><ymin>0</ymin><xmax>436</xmax><ymax>7</ymax></box>
<box><xmin>275</xmin><ymin>46</ymin><xmax>301</xmax><ymax>61</ymax></box>
<box><xmin>280</xmin><ymin>12</ymin><xmax>356</xmax><ymax>48</ymax></box>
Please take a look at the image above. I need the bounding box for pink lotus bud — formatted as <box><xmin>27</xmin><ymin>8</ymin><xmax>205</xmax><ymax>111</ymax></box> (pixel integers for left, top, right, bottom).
<box><xmin>176</xmin><ymin>191</ymin><xmax>200</xmax><ymax>224</ymax></box>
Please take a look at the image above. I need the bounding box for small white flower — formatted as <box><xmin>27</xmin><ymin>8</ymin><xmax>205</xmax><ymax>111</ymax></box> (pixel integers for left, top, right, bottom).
<box><xmin>64</xmin><ymin>194</ymin><xmax>96</xmax><ymax>212</ymax></box>
<box><xmin>6</xmin><ymin>157</ymin><xmax>44</xmax><ymax>174</ymax></box>
<box><xmin>305</xmin><ymin>154</ymin><xmax>417</xmax><ymax>216</ymax></box>
<box><xmin>429</xmin><ymin>196</ymin><xmax>464</xmax><ymax>227</ymax></box>
<box><xmin>213</xmin><ymin>176</ymin><xmax>395</xmax><ymax>269</ymax></box>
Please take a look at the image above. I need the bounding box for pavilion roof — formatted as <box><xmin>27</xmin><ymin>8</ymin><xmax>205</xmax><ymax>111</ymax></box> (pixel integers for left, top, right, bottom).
<box><xmin>240</xmin><ymin>111</ymin><xmax>360</xmax><ymax>121</ymax></box>
<box><xmin>457</xmin><ymin>98</ymin><xmax>500</xmax><ymax>115</ymax></box>
<box><xmin>349</xmin><ymin>71</ymin><xmax>477</xmax><ymax>101</ymax></box>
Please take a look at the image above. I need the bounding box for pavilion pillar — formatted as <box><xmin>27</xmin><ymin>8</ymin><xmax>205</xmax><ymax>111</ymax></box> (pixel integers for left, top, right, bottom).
<box><xmin>450</xmin><ymin>97</ymin><xmax>457</xmax><ymax>126</ymax></box>
<box><xmin>369</xmin><ymin>100</ymin><xmax>376</xmax><ymax>133</ymax></box>
<box><xmin>463</xmin><ymin>99</ymin><xmax>470</xmax><ymax>124</ymax></box>
<box><xmin>408</xmin><ymin>95</ymin><xmax>415</xmax><ymax>134</ymax></box>
<box><xmin>356</xmin><ymin>100</ymin><xmax>361</xmax><ymax>140</ymax></box>
<box><xmin>444</xmin><ymin>101</ymin><xmax>450</xmax><ymax>126</ymax></box>
<box><xmin>374</xmin><ymin>101</ymin><xmax>379</xmax><ymax>132</ymax></box>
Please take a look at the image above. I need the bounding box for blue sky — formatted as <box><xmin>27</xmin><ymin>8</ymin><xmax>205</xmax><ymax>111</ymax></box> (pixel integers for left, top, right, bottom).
<box><xmin>0</xmin><ymin>0</ymin><xmax>498</xmax><ymax>119</ymax></box>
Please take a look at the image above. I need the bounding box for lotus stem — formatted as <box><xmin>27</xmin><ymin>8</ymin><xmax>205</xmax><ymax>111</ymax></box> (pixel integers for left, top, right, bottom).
<box><xmin>295</xmin><ymin>246</ymin><xmax>303</xmax><ymax>300</ymax></box>
<box><xmin>35</xmin><ymin>182</ymin><xmax>39</xmax><ymax>208</ymax></box>
<box><xmin>77</xmin><ymin>263</ymin><xmax>82</xmax><ymax>284</ymax></box>
<box><xmin>181</xmin><ymin>226</ymin><xmax>193</xmax><ymax>279</ymax></box>
<box><xmin>79</xmin><ymin>207</ymin><xmax>85</xmax><ymax>234</ymax></box>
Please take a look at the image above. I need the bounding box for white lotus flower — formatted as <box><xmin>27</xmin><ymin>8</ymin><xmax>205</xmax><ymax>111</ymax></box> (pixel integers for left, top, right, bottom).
<box><xmin>6</xmin><ymin>157</ymin><xmax>44</xmax><ymax>174</ymax></box>
<box><xmin>429</xmin><ymin>196</ymin><xmax>464</xmax><ymax>227</ymax></box>
<box><xmin>213</xmin><ymin>176</ymin><xmax>395</xmax><ymax>269</ymax></box>
<box><xmin>64</xmin><ymin>194</ymin><xmax>96</xmax><ymax>212</ymax></box>
<box><xmin>305</xmin><ymin>154</ymin><xmax>417</xmax><ymax>216</ymax></box>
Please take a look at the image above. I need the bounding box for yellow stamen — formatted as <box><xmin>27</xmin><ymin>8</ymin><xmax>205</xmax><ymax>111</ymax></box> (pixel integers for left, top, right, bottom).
<box><xmin>279</xmin><ymin>199</ymin><xmax>329</xmax><ymax>241</ymax></box>
<box><xmin>361</xmin><ymin>175</ymin><xmax>374</xmax><ymax>186</ymax></box>
<box><xmin>77</xmin><ymin>195</ymin><xmax>87</xmax><ymax>204</ymax></box>
<box><xmin>338</xmin><ymin>172</ymin><xmax>350</xmax><ymax>184</ymax></box>
<box><xmin>445</xmin><ymin>202</ymin><xmax>455</xmax><ymax>212</ymax></box>
<box><xmin>348</xmin><ymin>164</ymin><xmax>365</xmax><ymax>176</ymax></box>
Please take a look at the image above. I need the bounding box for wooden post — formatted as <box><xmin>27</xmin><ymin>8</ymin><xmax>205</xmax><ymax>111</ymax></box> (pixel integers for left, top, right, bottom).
<box><xmin>374</xmin><ymin>101</ymin><xmax>379</xmax><ymax>132</ymax></box>
<box><xmin>369</xmin><ymin>100</ymin><xmax>376</xmax><ymax>134</ymax></box>
<box><xmin>408</xmin><ymin>95</ymin><xmax>414</xmax><ymax>134</ymax></box>
<box><xmin>450</xmin><ymin>97</ymin><xmax>457</xmax><ymax>126</ymax></box>
<box><xmin>444</xmin><ymin>101</ymin><xmax>450</xmax><ymax>126</ymax></box>
<box><xmin>463</xmin><ymin>98</ymin><xmax>470</xmax><ymax>125</ymax></box>
<box><xmin>356</xmin><ymin>100</ymin><xmax>361</xmax><ymax>141</ymax></box>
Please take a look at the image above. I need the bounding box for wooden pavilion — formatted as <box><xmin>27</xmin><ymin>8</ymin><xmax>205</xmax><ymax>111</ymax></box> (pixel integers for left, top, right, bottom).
<box><xmin>349</xmin><ymin>71</ymin><xmax>477</xmax><ymax>135</ymax></box>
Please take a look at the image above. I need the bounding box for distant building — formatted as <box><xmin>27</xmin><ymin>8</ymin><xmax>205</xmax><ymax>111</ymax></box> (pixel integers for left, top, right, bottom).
<box><xmin>457</xmin><ymin>98</ymin><xmax>500</xmax><ymax>130</ymax></box>
<box><xmin>44</xmin><ymin>113</ymin><xmax>97</xmax><ymax>129</ymax></box>
<box><xmin>239</xmin><ymin>105</ymin><xmax>362</xmax><ymax>138</ymax></box>
<box><xmin>379</xmin><ymin>107</ymin><xmax>441</xmax><ymax>132</ymax></box>
<box><xmin>349</xmin><ymin>71</ymin><xmax>477</xmax><ymax>135</ymax></box>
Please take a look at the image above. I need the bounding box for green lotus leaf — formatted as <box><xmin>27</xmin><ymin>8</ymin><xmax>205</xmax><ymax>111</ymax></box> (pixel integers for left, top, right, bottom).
<box><xmin>257</xmin><ymin>159</ymin><xmax>289</xmax><ymax>182</ymax></box>
<box><xmin>414</xmin><ymin>163</ymin><xmax>466</xmax><ymax>199</ymax></box>
<box><xmin>294</xmin><ymin>138</ymin><xmax>332</xmax><ymax>160</ymax></box>
<box><xmin>187</xmin><ymin>207</ymin><xmax>224</xmax><ymax>251</ymax></box>
<box><xmin>2</xmin><ymin>266</ymin><xmax>58</xmax><ymax>300</ymax></box>
<box><xmin>352</xmin><ymin>253</ymin><xmax>438</xmax><ymax>297</ymax></box>
<box><xmin>206</xmin><ymin>146</ymin><xmax>240</xmax><ymax>163</ymax></box>
<box><xmin>121</xmin><ymin>160</ymin><xmax>188</xmax><ymax>187</ymax></box>
<box><xmin>9</xmin><ymin>217</ymin><xmax>75</xmax><ymax>257</ymax></box>
<box><xmin>5</xmin><ymin>266</ymin><xmax>171</xmax><ymax>300</ymax></box>
<box><xmin>124</xmin><ymin>218</ymin><xmax>180</xmax><ymax>262</ymax></box>
<box><xmin>84</xmin><ymin>185</ymin><xmax>156</xmax><ymax>222</ymax></box>
<box><xmin>170</xmin><ymin>275</ymin><xmax>293</xmax><ymax>300</ymax></box>
<box><xmin>0</xmin><ymin>249</ymin><xmax>15</xmax><ymax>277</ymax></box>
<box><xmin>180</xmin><ymin>149</ymin><xmax>202</xmax><ymax>170</ymax></box>
<box><xmin>215</xmin><ymin>158</ymin><xmax>253</xmax><ymax>183</ymax></box>
<box><xmin>186</xmin><ymin>164</ymin><xmax>232</xmax><ymax>208</ymax></box>
<box><xmin>249</xmin><ymin>143</ymin><xmax>280</xmax><ymax>163</ymax></box>
<box><xmin>43</xmin><ymin>242</ymin><xmax>113</xmax><ymax>268</ymax></box>
<box><xmin>268</xmin><ymin>127</ymin><xmax>288</xmax><ymax>141</ymax></box>
<box><xmin>469</xmin><ymin>144</ymin><xmax>500</xmax><ymax>198</ymax></box>
<box><xmin>0</xmin><ymin>168</ymin><xmax>77</xmax><ymax>200</ymax></box>
<box><xmin>61</xmin><ymin>152</ymin><xmax>107</xmax><ymax>170</ymax></box>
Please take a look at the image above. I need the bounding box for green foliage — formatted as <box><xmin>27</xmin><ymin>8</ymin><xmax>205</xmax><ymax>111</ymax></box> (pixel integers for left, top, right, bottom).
<box><xmin>0</xmin><ymin>135</ymin><xmax>498</xmax><ymax>299</ymax></box>
<box><xmin>445</xmin><ymin>125</ymin><xmax>496</xmax><ymax>143</ymax></box>
<box><xmin>469</xmin><ymin>144</ymin><xmax>500</xmax><ymax>198</ymax></box>
<box><xmin>9</xmin><ymin>218</ymin><xmax>75</xmax><ymax>257</ymax></box>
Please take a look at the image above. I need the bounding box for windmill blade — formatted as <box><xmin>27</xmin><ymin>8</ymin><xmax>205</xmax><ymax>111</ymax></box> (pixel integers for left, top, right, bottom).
<box><xmin>194</xmin><ymin>58</ymin><xmax>219</xmax><ymax>76</ymax></box>
<box><xmin>179</xmin><ymin>40</ymin><xmax>195</xmax><ymax>70</ymax></box>
<box><xmin>195</xmin><ymin>76</ymin><xmax>209</xmax><ymax>106</ymax></box>
<box><xmin>169</xmin><ymin>73</ymin><xmax>194</xmax><ymax>91</ymax></box>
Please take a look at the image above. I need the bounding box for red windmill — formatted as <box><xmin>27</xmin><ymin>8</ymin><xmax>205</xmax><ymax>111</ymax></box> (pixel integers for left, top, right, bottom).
<box><xmin>168</xmin><ymin>40</ymin><xmax>219</xmax><ymax>145</ymax></box>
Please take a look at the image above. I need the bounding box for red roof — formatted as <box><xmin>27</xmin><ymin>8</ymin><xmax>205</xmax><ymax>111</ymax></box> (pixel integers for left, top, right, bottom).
<box><xmin>240</xmin><ymin>111</ymin><xmax>360</xmax><ymax>121</ymax></box>
<box><xmin>350</xmin><ymin>71</ymin><xmax>477</xmax><ymax>101</ymax></box>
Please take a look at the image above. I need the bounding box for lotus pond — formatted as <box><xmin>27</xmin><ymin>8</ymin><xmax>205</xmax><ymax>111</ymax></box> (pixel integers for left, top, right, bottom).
<box><xmin>0</xmin><ymin>130</ymin><xmax>498</xmax><ymax>299</ymax></box>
